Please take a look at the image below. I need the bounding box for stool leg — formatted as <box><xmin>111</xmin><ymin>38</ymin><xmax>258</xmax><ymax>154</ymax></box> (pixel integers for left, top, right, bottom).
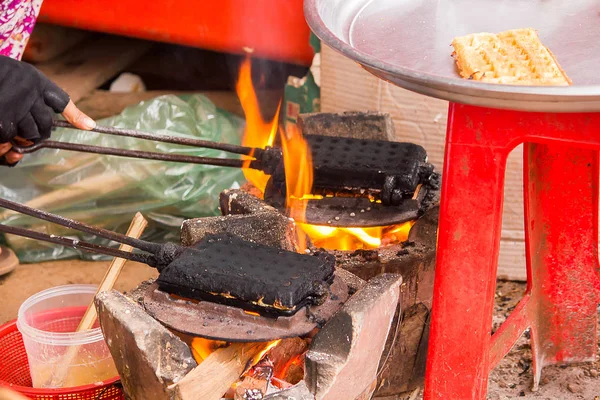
<box><xmin>424</xmin><ymin>139</ymin><xmax>508</xmax><ymax>399</ymax></box>
<box><xmin>524</xmin><ymin>143</ymin><xmax>600</xmax><ymax>389</ymax></box>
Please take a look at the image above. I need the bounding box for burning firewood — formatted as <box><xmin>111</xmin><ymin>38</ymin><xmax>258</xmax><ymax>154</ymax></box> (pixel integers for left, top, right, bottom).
<box><xmin>268</xmin><ymin>337</ymin><xmax>308</xmax><ymax>385</ymax></box>
<box><xmin>233</xmin><ymin>357</ymin><xmax>273</xmax><ymax>400</ymax></box>
<box><xmin>172</xmin><ymin>341</ymin><xmax>278</xmax><ymax>400</ymax></box>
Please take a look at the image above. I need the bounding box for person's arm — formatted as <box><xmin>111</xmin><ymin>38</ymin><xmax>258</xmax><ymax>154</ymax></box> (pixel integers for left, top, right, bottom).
<box><xmin>0</xmin><ymin>1</ymin><xmax>95</xmax><ymax>165</ymax></box>
<box><xmin>0</xmin><ymin>56</ymin><xmax>95</xmax><ymax>166</ymax></box>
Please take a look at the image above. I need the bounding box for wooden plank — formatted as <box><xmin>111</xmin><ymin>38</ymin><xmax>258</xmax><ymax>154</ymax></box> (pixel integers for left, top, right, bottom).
<box><xmin>23</xmin><ymin>23</ymin><xmax>91</xmax><ymax>63</ymax></box>
<box><xmin>35</xmin><ymin>35</ymin><xmax>152</xmax><ymax>103</ymax></box>
<box><xmin>76</xmin><ymin>90</ymin><xmax>245</xmax><ymax>120</ymax></box>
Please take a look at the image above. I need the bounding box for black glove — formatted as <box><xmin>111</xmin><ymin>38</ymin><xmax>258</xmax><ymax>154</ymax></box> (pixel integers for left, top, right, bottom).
<box><xmin>0</xmin><ymin>55</ymin><xmax>70</xmax><ymax>144</ymax></box>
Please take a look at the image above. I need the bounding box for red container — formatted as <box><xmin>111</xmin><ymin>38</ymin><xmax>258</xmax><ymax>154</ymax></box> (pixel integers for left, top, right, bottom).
<box><xmin>38</xmin><ymin>0</ymin><xmax>314</xmax><ymax>65</ymax></box>
<box><xmin>0</xmin><ymin>318</ymin><xmax>122</xmax><ymax>400</ymax></box>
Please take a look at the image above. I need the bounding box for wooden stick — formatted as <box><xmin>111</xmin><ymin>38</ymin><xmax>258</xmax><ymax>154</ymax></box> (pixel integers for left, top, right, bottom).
<box><xmin>173</xmin><ymin>342</ymin><xmax>273</xmax><ymax>400</ymax></box>
<box><xmin>77</xmin><ymin>212</ymin><xmax>148</xmax><ymax>331</ymax></box>
<box><xmin>47</xmin><ymin>212</ymin><xmax>148</xmax><ymax>387</ymax></box>
<box><xmin>408</xmin><ymin>387</ymin><xmax>421</xmax><ymax>400</ymax></box>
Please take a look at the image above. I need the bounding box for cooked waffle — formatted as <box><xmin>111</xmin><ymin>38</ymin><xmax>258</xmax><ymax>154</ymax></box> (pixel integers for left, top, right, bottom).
<box><xmin>451</xmin><ymin>28</ymin><xmax>571</xmax><ymax>85</ymax></box>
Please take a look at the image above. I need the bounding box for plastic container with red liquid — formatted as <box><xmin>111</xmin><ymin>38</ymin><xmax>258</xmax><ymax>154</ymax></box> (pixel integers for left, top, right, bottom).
<box><xmin>0</xmin><ymin>284</ymin><xmax>122</xmax><ymax>400</ymax></box>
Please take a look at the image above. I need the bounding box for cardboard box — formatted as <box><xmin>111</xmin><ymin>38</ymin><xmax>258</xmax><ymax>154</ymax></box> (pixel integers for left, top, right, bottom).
<box><xmin>321</xmin><ymin>45</ymin><xmax>527</xmax><ymax>281</ymax></box>
<box><xmin>283</xmin><ymin>33</ymin><xmax>321</xmax><ymax>130</ymax></box>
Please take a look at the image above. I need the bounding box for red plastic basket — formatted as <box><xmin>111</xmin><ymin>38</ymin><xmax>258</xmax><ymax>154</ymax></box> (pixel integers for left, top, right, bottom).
<box><xmin>0</xmin><ymin>314</ymin><xmax>123</xmax><ymax>400</ymax></box>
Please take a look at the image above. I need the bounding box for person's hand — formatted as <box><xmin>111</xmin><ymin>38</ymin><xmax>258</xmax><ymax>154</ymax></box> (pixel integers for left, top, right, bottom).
<box><xmin>0</xmin><ymin>56</ymin><xmax>96</xmax><ymax>166</ymax></box>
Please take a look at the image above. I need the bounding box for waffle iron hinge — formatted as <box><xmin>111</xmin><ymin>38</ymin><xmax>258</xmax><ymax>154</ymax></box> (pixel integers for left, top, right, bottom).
<box><xmin>263</xmin><ymin>159</ymin><xmax>436</xmax><ymax>208</ymax></box>
<box><xmin>381</xmin><ymin>161</ymin><xmax>435</xmax><ymax>206</ymax></box>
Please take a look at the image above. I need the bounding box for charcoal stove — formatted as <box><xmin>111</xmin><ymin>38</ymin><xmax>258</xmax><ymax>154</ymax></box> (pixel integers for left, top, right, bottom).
<box><xmin>209</xmin><ymin>189</ymin><xmax>438</xmax><ymax>397</ymax></box>
<box><xmin>178</xmin><ymin>111</ymin><xmax>441</xmax><ymax>398</ymax></box>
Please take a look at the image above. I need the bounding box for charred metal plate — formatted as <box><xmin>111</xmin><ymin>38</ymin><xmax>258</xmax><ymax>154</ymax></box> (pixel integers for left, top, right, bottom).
<box><xmin>290</xmin><ymin>184</ymin><xmax>427</xmax><ymax>227</ymax></box>
<box><xmin>143</xmin><ymin>273</ymin><xmax>350</xmax><ymax>342</ymax></box>
<box><xmin>156</xmin><ymin>233</ymin><xmax>335</xmax><ymax>317</ymax></box>
<box><xmin>302</xmin><ymin>197</ymin><xmax>419</xmax><ymax>227</ymax></box>
<box><xmin>306</xmin><ymin>135</ymin><xmax>428</xmax><ymax>196</ymax></box>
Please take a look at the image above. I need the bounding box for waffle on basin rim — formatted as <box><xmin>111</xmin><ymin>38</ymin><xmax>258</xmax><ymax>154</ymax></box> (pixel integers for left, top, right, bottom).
<box><xmin>451</xmin><ymin>28</ymin><xmax>571</xmax><ymax>86</ymax></box>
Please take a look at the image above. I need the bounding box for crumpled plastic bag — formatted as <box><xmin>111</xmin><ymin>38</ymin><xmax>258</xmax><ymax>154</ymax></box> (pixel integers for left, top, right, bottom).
<box><xmin>0</xmin><ymin>94</ymin><xmax>245</xmax><ymax>262</ymax></box>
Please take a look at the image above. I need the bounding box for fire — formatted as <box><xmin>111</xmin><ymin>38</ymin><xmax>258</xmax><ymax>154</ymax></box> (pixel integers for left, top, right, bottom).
<box><xmin>280</xmin><ymin>124</ymin><xmax>313</xmax><ymax>251</ymax></box>
<box><xmin>280</xmin><ymin>125</ymin><xmax>313</xmax><ymax>210</ymax></box>
<box><xmin>244</xmin><ymin>339</ymin><xmax>281</xmax><ymax>374</ymax></box>
<box><xmin>236</xmin><ymin>57</ymin><xmax>280</xmax><ymax>193</ymax></box>
<box><xmin>274</xmin><ymin>353</ymin><xmax>305</xmax><ymax>385</ymax></box>
<box><xmin>190</xmin><ymin>337</ymin><xmax>228</xmax><ymax>362</ymax></box>
<box><xmin>190</xmin><ymin>337</ymin><xmax>280</xmax><ymax>367</ymax></box>
<box><xmin>235</xmin><ymin>57</ymin><xmax>414</xmax><ymax>251</ymax></box>
<box><xmin>297</xmin><ymin>221</ymin><xmax>414</xmax><ymax>251</ymax></box>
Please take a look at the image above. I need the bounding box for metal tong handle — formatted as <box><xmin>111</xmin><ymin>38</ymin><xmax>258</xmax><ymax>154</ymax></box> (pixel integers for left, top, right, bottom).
<box><xmin>11</xmin><ymin>120</ymin><xmax>265</xmax><ymax>170</ymax></box>
<box><xmin>0</xmin><ymin>223</ymin><xmax>157</xmax><ymax>266</ymax></box>
<box><xmin>0</xmin><ymin>197</ymin><xmax>164</xmax><ymax>267</ymax></box>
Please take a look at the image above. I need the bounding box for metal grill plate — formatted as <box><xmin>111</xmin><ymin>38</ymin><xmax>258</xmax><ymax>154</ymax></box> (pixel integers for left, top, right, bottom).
<box><xmin>299</xmin><ymin>197</ymin><xmax>420</xmax><ymax>227</ymax></box>
<box><xmin>143</xmin><ymin>272</ymin><xmax>350</xmax><ymax>342</ymax></box>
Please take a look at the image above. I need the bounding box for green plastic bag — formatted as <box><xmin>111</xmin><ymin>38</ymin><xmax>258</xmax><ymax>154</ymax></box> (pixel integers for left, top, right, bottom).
<box><xmin>0</xmin><ymin>94</ymin><xmax>245</xmax><ymax>262</ymax></box>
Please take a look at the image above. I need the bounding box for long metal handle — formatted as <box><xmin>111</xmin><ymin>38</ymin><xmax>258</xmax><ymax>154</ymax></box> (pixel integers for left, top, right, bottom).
<box><xmin>0</xmin><ymin>197</ymin><xmax>161</xmax><ymax>254</ymax></box>
<box><xmin>11</xmin><ymin>120</ymin><xmax>267</xmax><ymax>171</ymax></box>
<box><xmin>52</xmin><ymin>120</ymin><xmax>259</xmax><ymax>156</ymax></box>
<box><xmin>0</xmin><ymin>223</ymin><xmax>157</xmax><ymax>266</ymax></box>
<box><xmin>12</xmin><ymin>140</ymin><xmax>251</xmax><ymax>168</ymax></box>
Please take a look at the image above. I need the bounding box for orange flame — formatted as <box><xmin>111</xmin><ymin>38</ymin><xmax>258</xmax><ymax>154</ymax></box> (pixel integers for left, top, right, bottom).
<box><xmin>280</xmin><ymin>124</ymin><xmax>313</xmax><ymax>252</ymax></box>
<box><xmin>244</xmin><ymin>339</ymin><xmax>281</xmax><ymax>374</ymax></box>
<box><xmin>190</xmin><ymin>337</ymin><xmax>228</xmax><ymax>363</ymax></box>
<box><xmin>274</xmin><ymin>353</ymin><xmax>305</xmax><ymax>385</ymax></box>
<box><xmin>191</xmin><ymin>338</ymin><xmax>281</xmax><ymax>368</ymax></box>
<box><xmin>235</xmin><ymin>57</ymin><xmax>280</xmax><ymax>193</ymax></box>
<box><xmin>235</xmin><ymin>56</ymin><xmax>414</xmax><ymax>251</ymax></box>
<box><xmin>298</xmin><ymin>221</ymin><xmax>414</xmax><ymax>251</ymax></box>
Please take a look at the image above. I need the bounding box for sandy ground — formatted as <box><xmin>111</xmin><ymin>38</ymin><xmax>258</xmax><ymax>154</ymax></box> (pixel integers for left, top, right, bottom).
<box><xmin>0</xmin><ymin>259</ymin><xmax>157</xmax><ymax>325</ymax></box>
<box><xmin>399</xmin><ymin>280</ymin><xmax>600</xmax><ymax>399</ymax></box>
<box><xmin>486</xmin><ymin>280</ymin><xmax>600</xmax><ymax>400</ymax></box>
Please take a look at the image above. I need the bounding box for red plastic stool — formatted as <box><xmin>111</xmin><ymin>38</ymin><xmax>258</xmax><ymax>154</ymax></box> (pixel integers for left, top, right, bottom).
<box><xmin>424</xmin><ymin>102</ymin><xmax>600</xmax><ymax>399</ymax></box>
